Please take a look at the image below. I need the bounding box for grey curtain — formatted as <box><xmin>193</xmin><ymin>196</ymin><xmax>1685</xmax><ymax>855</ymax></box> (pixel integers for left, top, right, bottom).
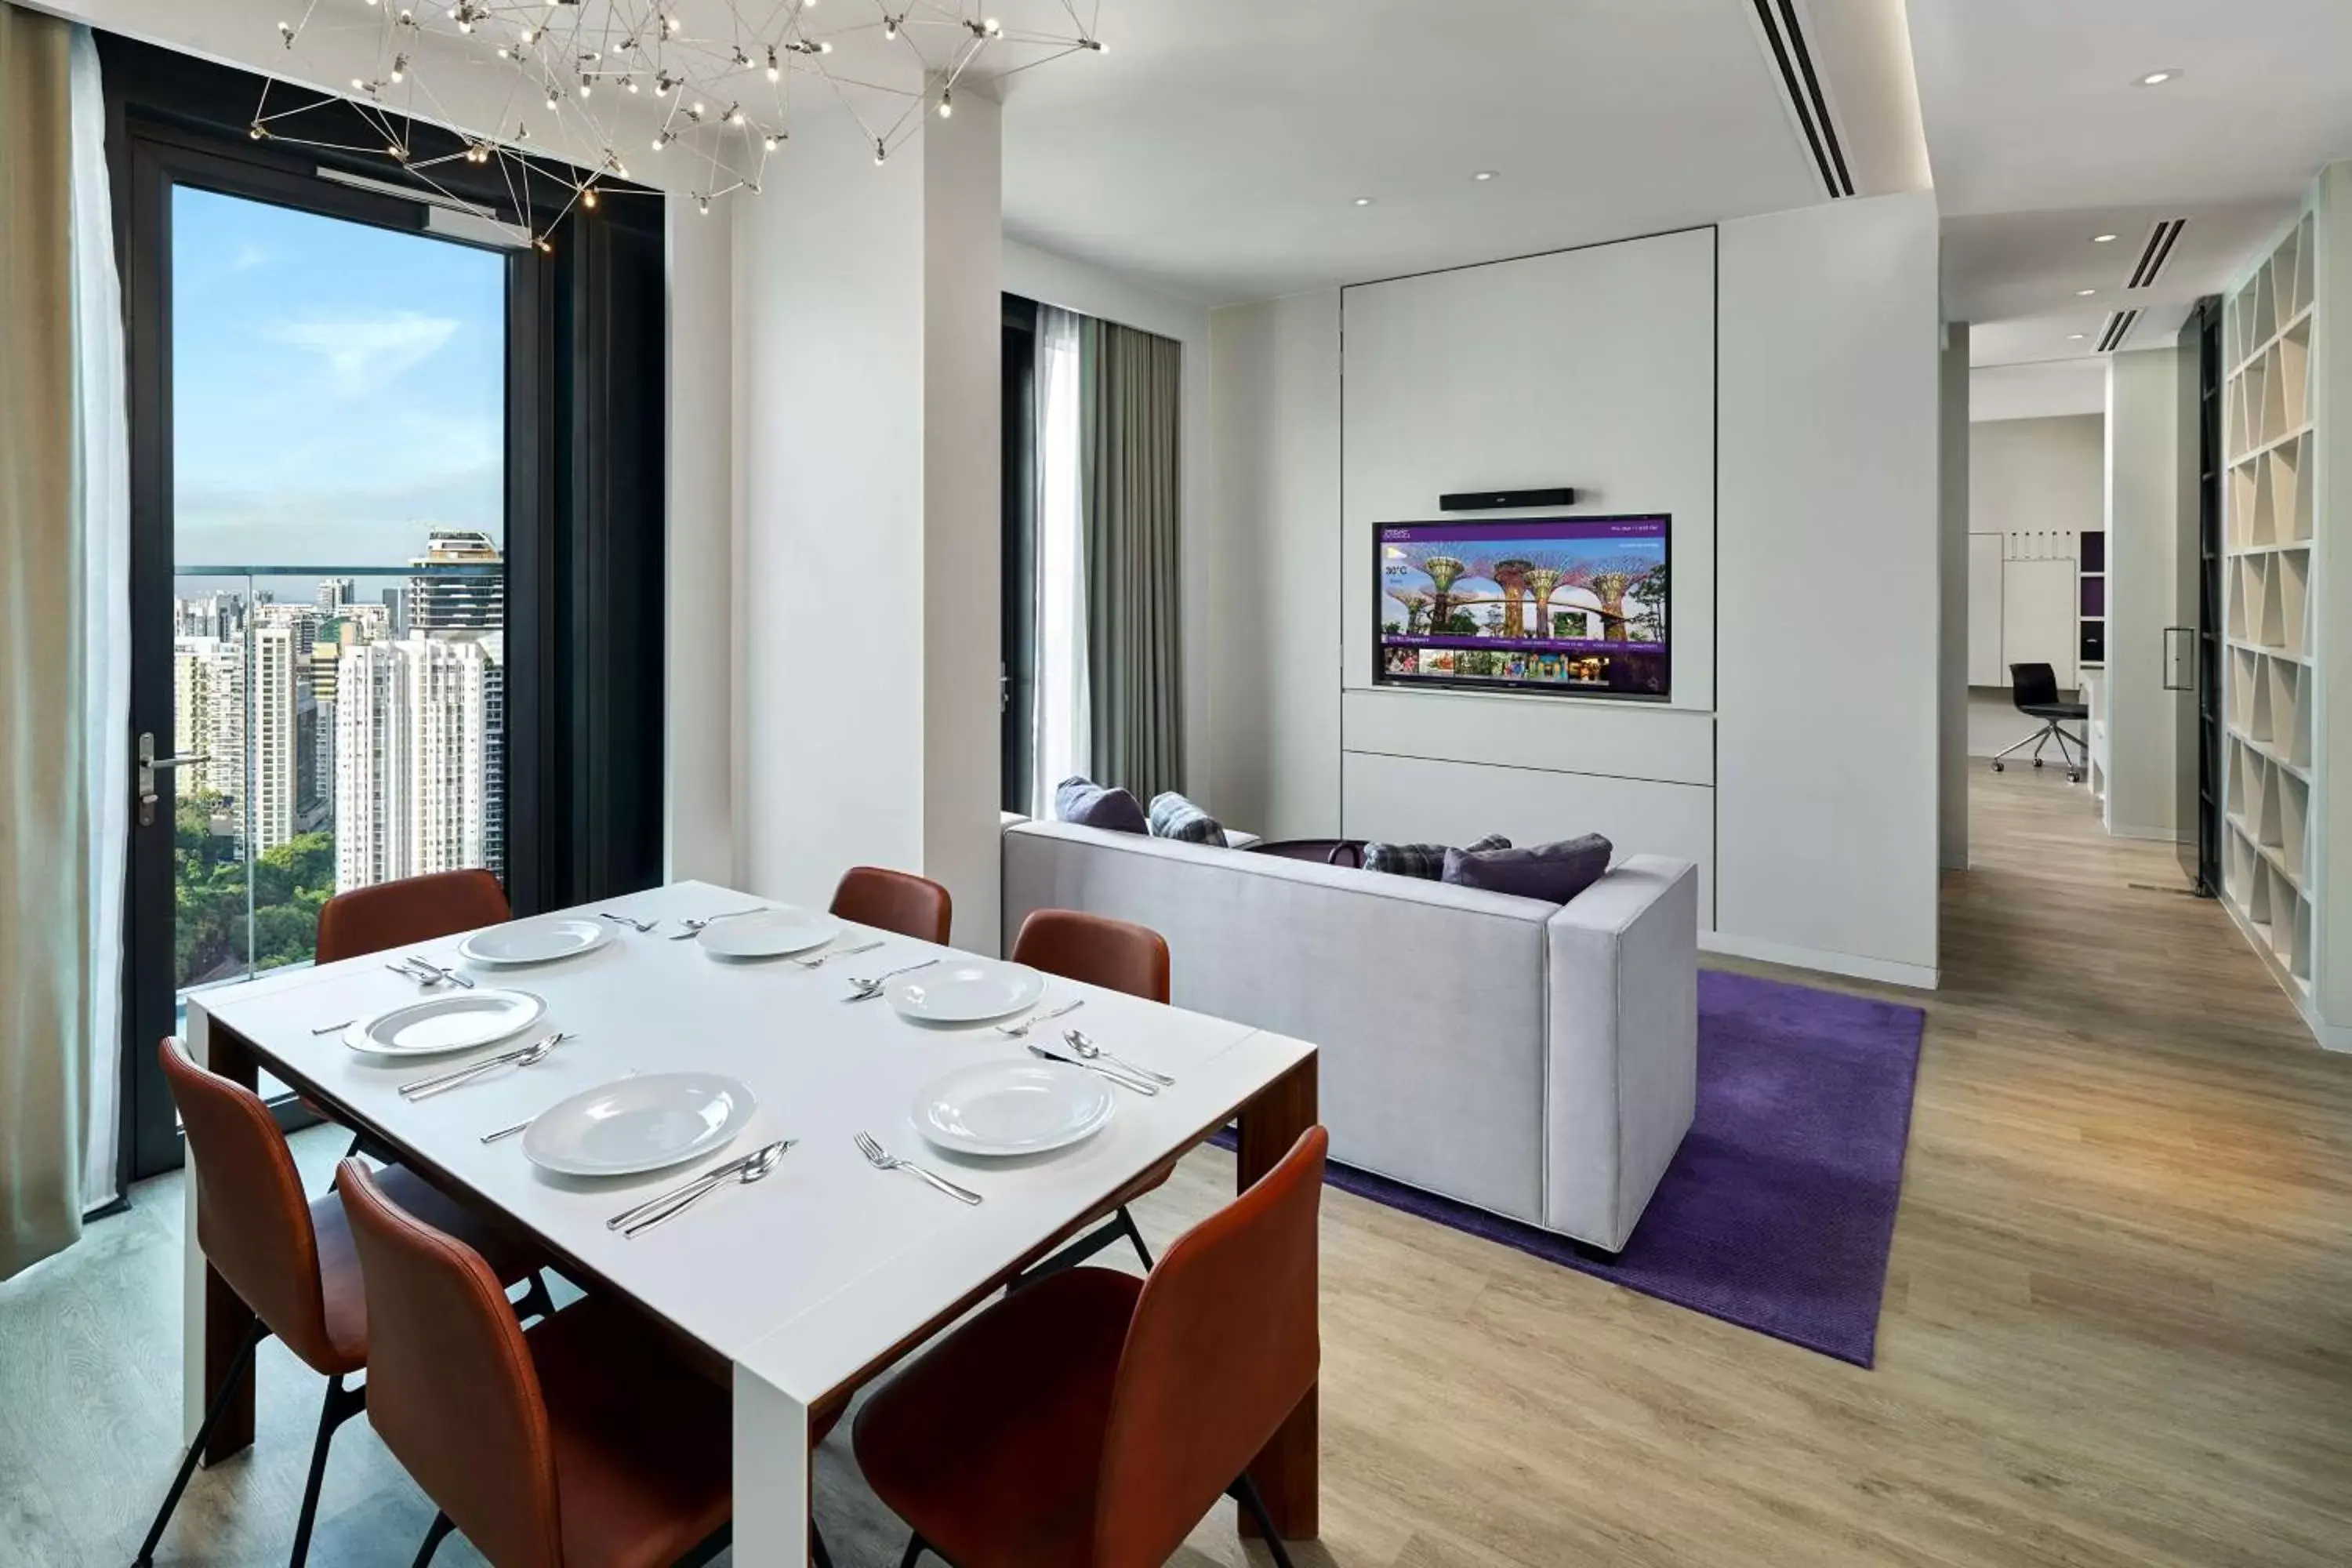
<box><xmin>0</xmin><ymin>0</ymin><xmax>91</xmax><ymax>1279</ymax></box>
<box><xmin>1077</xmin><ymin>317</ymin><xmax>1184</xmax><ymax>802</ymax></box>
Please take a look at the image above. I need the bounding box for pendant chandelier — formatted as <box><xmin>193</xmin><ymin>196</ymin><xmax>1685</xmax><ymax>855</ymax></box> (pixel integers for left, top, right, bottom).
<box><xmin>255</xmin><ymin>1</ymin><xmax>1107</xmax><ymax>244</ymax></box>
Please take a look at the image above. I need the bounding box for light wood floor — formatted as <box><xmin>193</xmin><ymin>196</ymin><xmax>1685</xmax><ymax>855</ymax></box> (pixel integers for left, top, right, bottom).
<box><xmin>5</xmin><ymin>768</ymin><xmax>2349</xmax><ymax>1567</ymax></box>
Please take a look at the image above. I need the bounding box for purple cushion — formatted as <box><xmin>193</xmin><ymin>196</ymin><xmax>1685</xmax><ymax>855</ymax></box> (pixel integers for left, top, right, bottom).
<box><xmin>1441</xmin><ymin>833</ymin><xmax>1613</xmax><ymax>904</ymax></box>
<box><xmin>1054</xmin><ymin>776</ymin><xmax>1148</xmax><ymax>835</ymax></box>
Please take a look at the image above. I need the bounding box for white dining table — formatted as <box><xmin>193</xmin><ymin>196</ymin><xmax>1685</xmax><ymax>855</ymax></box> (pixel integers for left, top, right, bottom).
<box><xmin>180</xmin><ymin>879</ymin><xmax>1321</xmax><ymax>1566</ymax></box>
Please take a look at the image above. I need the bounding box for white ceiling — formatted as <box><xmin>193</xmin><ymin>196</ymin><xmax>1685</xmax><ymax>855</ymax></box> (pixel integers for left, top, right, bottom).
<box><xmin>999</xmin><ymin>0</ymin><xmax>1860</xmax><ymax>306</ymax></box>
<box><xmin>1907</xmin><ymin>0</ymin><xmax>2352</xmax><ymax>365</ymax></box>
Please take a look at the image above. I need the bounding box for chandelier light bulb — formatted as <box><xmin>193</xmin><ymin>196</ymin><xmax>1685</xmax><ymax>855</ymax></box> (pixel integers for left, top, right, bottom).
<box><xmin>985</xmin><ymin>17</ymin><xmax>1001</xmax><ymax>34</ymax></box>
<box><xmin>698</xmin><ymin>195</ymin><xmax>712</xmax><ymax>214</ymax></box>
<box><xmin>666</xmin><ymin>13</ymin><xmax>681</xmax><ymax>33</ymax></box>
<box><xmin>767</xmin><ymin>46</ymin><xmax>781</xmax><ymax>81</ymax></box>
<box><xmin>763</xmin><ymin>134</ymin><xmax>779</xmax><ymax>151</ymax></box>
<box><xmin>626</xmin><ymin>76</ymin><xmax>638</xmax><ymax>92</ymax></box>
<box><xmin>818</xmin><ymin>40</ymin><xmax>832</xmax><ymax>52</ymax></box>
<box><xmin>937</xmin><ymin>91</ymin><xmax>952</xmax><ymax>118</ymax></box>
<box><xmin>652</xmin><ymin>131</ymin><xmax>670</xmax><ymax>150</ymax></box>
<box><xmin>884</xmin><ymin>15</ymin><xmax>898</xmax><ymax>40</ymax></box>
<box><xmin>582</xmin><ymin>187</ymin><xmax>598</xmax><ymax>209</ymax></box>
<box><xmin>391</xmin><ymin>53</ymin><xmax>407</xmax><ymax>81</ymax></box>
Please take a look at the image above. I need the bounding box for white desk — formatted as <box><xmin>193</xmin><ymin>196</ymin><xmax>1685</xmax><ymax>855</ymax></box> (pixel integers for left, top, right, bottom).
<box><xmin>182</xmin><ymin>880</ymin><xmax>1321</xmax><ymax>1565</ymax></box>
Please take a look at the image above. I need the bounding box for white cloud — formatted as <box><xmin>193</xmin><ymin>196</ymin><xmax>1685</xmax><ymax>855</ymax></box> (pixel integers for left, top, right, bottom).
<box><xmin>267</xmin><ymin>311</ymin><xmax>460</xmax><ymax>397</ymax></box>
<box><xmin>229</xmin><ymin>243</ymin><xmax>270</xmax><ymax>274</ymax></box>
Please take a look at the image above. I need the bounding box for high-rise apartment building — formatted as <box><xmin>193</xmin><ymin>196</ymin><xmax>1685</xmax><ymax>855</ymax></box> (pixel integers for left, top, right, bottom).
<box><xmin>172</xmin><ymin>636</ymin><xmax>244</xmax><ymax>806</ymax></box>
<box><xmin>334</xmin><ymin>637</ymin><xmax>488</xmax><ymax>892</ymax></box>
<box><xmin>405</xmin><ymin>529</ymin><xmax>505</xmax><ymax>633</ymax></box>
<box><xmin>247</xmin><ymin>622</ymin><xmax>304</xmax><ymax>852</ymax></box>
<box><xmin>477</xmin><ymin>630</ymin><xmax>506</xmax><ymax>880</ymax></box>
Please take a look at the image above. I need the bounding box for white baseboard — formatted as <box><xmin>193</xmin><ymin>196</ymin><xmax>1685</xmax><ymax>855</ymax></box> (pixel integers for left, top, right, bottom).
<box><xmin>2103</xmin><ymin>822</ymin><xmax>2190</xmax><ymax>844</ymax></box>
<box><xmin>1700</xmin><ymin>931</ymin><xmax>1940</xmax><ymax>991</ymax></box>
<box><xmin>2219</xmin><ymin>898</ymin><xmax>2350</xmax><ymax>1051</ymax></box>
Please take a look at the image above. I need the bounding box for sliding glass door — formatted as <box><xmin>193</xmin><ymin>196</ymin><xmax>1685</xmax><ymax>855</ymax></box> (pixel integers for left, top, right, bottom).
<box><xmin>121</xmin><ymin>150</ymin><xmax>529</xmax><ymax>1177</ymax></box>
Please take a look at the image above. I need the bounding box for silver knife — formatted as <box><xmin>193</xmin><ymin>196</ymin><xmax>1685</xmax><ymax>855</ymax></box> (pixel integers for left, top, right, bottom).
<box><xmin>398</xmin><ymin>1033</ymin><xmax>568</xmax><ymax>1100</ymax></box>
<box><xmin>1027</xmin><ymin>1040</ymin><xmax>1159</xmax><ymax>1095</ymax></box>
<box><xmin>606</xmin><ymin>1140</ymin><xmax>791</xmax><ymax>1230</ymax></box>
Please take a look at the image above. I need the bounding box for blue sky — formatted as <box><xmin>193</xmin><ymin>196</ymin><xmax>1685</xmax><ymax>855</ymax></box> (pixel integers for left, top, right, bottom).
<box><xmin>173</xmin><ymin>186</ymin><xmax>505</xmax><ymax>571</ymax></box>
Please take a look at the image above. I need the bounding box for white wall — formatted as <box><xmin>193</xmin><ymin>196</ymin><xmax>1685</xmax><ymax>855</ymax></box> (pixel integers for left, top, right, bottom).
<box><xmin>1200</xmin><ymin>198</ymin><xmax>1944</xmax><ymax>987</ymax></box>
<box><xmin>1001</xmin><ymin>241</ymin><xmax>1220</xmax><ymax>807</ymax></box>
<box><xmin>1338</xmin><ymin>230</ymin><xmax>1720</xmax><ymax>916</ymax></box>
<box><xmin>666</xmin><ymin>200</ymin><xmax>736</xmax><ymax>884</ymax></box>
<box><xmin>1716</xmin><ymin>192</ymin><xmax>1942</xmax><ymax>985</ymax></box>
<box><xmin>2103</xmin><ymin>347</ymin><xmax>2185</xmax><ymax>842</ymax></box>
<box><xmin>1205</xmin><ymin>290</ymin><xmax>1343</xmax><ymax>838</ymax></box>
<box><xmin>733</xmin><ymin>99</ymin><xmax>1004</xmax><ymax>949</ymax></box>
<box><xmin>1966</xmin><ymin>412</ymin><xmax>2103</xmax><ymax>761</ymax></box>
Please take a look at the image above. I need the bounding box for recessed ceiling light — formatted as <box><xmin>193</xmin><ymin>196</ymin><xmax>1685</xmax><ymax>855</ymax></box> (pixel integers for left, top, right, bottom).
<box><xmin>2068</xmin><ymin>333</ymin><xmax>2089</xmax><ymax>341</ymax></box>
<box><xmin>2092</xmin><ymin>233</ymin><xmax>2118</xmax><ymax>243</ymax></box>
<box><xmin>2136</xmin><ymin>69</ymin><xmax>2181</xmax><ymax>86</ymax></box>
<box><xmin>1472</xmin><ymin>170</ymin><xmax>1498</xmax><ymax>182</ymax></box>
<box><xmin>2077</xmin><ymin>288</ymin><xmax>2098</xmax><ymax>296</ymax></box>
<box><xmin>1353</xmin><ymin>196</ymin><xmax>1375</xmax><ymax>206</ymax></box>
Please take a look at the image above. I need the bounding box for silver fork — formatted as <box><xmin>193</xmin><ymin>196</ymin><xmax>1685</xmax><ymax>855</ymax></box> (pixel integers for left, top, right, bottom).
<box><xmin>845</xmin><ymin>957</ymin><xmax>939</xmax><ymax>1001</ymax></box>
<box><xmin>854</xmin><ymin>1131</ymin><xmax>982</xmax><ymax>1204</ymax></box>
<box><xmin>670</xmin><ymin>906</ymin><xmax>771</xmax><ymax>939</ymax></box>
<box><xmin>793</xmin><ymin>939</ymin><xmax>884</xmax><ymax>970</ymax></box>
<box><xmin>996</xmin><ymin>997</ymin><xmax>1086</xmax><ymax>1038</ymax></box>
<box><xmin>599</xmin><ymin>911</ymin><xmax>657</xmax><ymax>934</ymax></box>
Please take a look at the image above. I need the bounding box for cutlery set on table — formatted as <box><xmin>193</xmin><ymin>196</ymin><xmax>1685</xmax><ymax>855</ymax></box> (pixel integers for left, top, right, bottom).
<box><xmin>321</xmin><ymin>901</ymin><xmax>1181</xmax><ymax>1239</ymax></box>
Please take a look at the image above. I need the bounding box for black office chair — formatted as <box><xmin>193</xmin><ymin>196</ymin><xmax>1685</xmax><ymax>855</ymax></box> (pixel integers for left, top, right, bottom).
<box><xmin>1992</xmin><ymin>662</ymin><xmax>2088</xmax><ymax>782</ymax></box>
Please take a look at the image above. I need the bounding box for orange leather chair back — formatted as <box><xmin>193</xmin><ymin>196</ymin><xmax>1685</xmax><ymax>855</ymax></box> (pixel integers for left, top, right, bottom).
<box><xmin>316</xmin><ymin>868</ymin><xmax>510</xmax><ymax>965</ymax></box>
<box><xmin>1094</xmin><ymin>1125</ymin><xmax>1327</xmax><ymax>1566</ymax></box>
<box><xmin>830</xmin><ymin>866</ymin><xmax>953</xmax><ymax>946</ymax></box>
<box><xmin>1010</xmin><ymin>909</ymin><xmax>1171</xmax><ymax>1004</ymax></box>
<box><xmin>337</xmin><ymin>1158</ymin><xmax>564</xmax><ymax>1568</ymax></box>
<box><xmin>158</xmin><ymin>1036</ymin><xmax>336</xmax><ymax>1370</ymax></box>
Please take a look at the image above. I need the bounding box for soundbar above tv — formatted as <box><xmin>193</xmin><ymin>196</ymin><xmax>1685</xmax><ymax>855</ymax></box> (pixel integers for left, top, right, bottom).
<box><xmin>1374</xmin><ymin>514</ymin><xmax>1670</xmax><ymax>701</ymax></box>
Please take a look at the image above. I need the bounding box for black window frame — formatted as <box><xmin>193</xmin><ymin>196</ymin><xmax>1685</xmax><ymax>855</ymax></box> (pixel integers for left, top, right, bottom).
<box><xmin>104</xmin><ymin>33</ymin><xmax>669</xmax><ymax>1182</ymax></box>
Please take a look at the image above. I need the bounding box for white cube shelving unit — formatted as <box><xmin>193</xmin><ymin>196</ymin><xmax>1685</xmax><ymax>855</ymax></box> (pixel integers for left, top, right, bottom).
<box><xmin>2222</xmin><ymin>210</ymin><xmax>2321</xmax><ymax>1002</ymax></box>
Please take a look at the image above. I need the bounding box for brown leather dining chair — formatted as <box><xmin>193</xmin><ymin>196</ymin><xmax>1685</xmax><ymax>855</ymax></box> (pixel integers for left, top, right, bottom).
<box><xmin>139</xmin><ymin>1038</ymin><xmax>550</xmax><ymax>1568</ymax></box>
<box><xmin>830</xmin><ymin>865</ymin><xmax>953</xmax><ymax>946</ymax></box>
<box><xmin>336</xmin><ymin>1157</ymin><xmax>735</xmax><ymax>1568</ymax></box>
<box><xmin>1010</xmin><ymin>909</ymin><xmax>1173</xmax><ymax>1275</ymax></box>
<box><xmin>316</xmin><ymin>866</ymin><xmax>512</xmax><ymax>964</ymax></box>
<box><xmin>854</xmin><ymin>1125</ymin><xmax>1328</xmax><ymax>1568</ymax></box>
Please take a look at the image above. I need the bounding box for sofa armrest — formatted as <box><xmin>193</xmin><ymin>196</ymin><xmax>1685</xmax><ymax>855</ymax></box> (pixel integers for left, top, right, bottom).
<box><xmin>1541</xmin><ymin>855</ymin><xmax>1700</xmax><ymax>1250</ymax></box>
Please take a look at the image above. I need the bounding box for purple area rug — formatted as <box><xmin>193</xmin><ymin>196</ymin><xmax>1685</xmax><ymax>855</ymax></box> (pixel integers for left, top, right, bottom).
<box><xmin>1240</xmin><ymin>970</ymin><xmax>1925</xmax><ymax>1367</ymax></box>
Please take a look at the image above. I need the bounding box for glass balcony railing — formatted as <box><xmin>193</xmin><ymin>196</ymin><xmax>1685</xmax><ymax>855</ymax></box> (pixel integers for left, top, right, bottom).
<box><xmin>170</xmin><ymin>561</ymin><xmax>508</xmax><ymax>1005</ymax></box>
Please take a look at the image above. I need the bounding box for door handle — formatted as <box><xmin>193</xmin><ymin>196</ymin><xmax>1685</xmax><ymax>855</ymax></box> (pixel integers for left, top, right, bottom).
<box><xmin>136</xmin><ymin>731</ymin><xmax>212</xmax><ymax>827</ymax></box>
<box><xmin>2161</xmin><ymin>627</ymin><xmax>2195</xmax><ymax>693</ymax></box>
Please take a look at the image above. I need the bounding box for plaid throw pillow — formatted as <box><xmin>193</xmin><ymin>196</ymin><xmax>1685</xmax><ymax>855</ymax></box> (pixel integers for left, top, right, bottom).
<box><xmin>1148</xmin><ymin>791</ymin><xmax>1228</xmax><ymax>847</ymax></box>
<box><xmin>1365</xmin><ymin>833</ymin><xmax>1510</xmax><ymax>880</ymax></box>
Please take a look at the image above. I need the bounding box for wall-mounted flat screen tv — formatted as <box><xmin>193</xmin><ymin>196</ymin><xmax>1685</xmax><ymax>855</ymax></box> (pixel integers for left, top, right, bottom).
<box><xmin>1374</xmin><ymin>514</ymin><xmax>1669</xmax><ymax>700</ymax></box>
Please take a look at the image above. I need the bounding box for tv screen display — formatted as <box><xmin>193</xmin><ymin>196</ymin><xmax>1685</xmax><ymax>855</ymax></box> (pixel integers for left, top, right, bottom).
<box><xmin>1374</xmin><ymin>514</ymin><xmax>1669</xmax><ymax>700</ymax></box>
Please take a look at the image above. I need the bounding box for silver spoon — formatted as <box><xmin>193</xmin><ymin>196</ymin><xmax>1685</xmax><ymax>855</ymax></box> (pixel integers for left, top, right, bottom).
<box><xmin>1063</xmin><ymin>1028</ymin><xmax>1175</xmax><ymax>1086</ymax></box>
<box><xmin>793</xmin><ymin>939</ymin><xmax>884</xmax><ymax>970</ymax></box>
<box><xmin>624</xmin><ymin>1141</ymin><xmax>791</xmax><ymax>1237</ymax></box>
<box><xmin>670</xmin><ymin>906</ymin><xmax>771</xmax><ymax>939</ymax></box>
<box><xmin>846</xmin><ymin>957</ymin><xmax>938</xmax><ymax>1000</ymax></box>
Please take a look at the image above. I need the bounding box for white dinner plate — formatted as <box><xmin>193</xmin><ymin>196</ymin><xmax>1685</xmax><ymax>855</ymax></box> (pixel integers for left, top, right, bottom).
<box><xmin>343</xmin><ymin>990</ymin><xmax>546</xmax><ymax>1058</ymax></box>
<box><xmin>913</xmin><ymin>1061</ymin><xmax>1115</xmax><ymax>1157</ymax></box>
<box><xmin>458</xmin><ymin>917</ymin><xmax>609</xmax><ymax>967</ymax></box>
<box><xmin>886</xmin><ymin>960</ymin><xmax>1046</xmax><ymax>1024</ymax></box>
<box><xmin>522</xmin><ymin>1072</ymin><xmax>757</xmax><ymax>1178</ymax></box>
<box><xmin>696</xmin><ymin>906</ymin><xmax>844</xmax><ymax>958</ymax></box>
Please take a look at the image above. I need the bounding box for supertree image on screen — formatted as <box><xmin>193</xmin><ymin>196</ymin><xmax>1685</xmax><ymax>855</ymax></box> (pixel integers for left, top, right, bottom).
<box><xmin>1375</xmin><ymin>515</ymin><xmax>1669</xmax><ymax>699</ymax></box>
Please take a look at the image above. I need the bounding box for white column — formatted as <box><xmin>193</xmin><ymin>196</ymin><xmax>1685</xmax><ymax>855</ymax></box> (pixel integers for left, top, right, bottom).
<box><xmin>733</xmin><ymin>96</ymin><xmax>1004</xmax><ymax>950</ymax></box>
<box><xmin>666</xmin><ymin>193</ymin><xmax>737</xmax><ymax>887</ymax></box>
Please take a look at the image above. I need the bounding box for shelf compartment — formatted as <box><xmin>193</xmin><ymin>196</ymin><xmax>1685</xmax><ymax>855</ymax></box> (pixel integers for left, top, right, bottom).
<box><xmin>2276</xmin><ymin>547</ymin><xmax>2308</xmax><ymax>658</ymax></box>
<box><xmin>2288</xmin><ymin>432</ymin><xmax>2314</xmax><ymax>542</ymax></box>
<box><xmin>2280</xmin><ymin>317</ymin><xmax>2310</xmax><ymax>430</ymax></box>
<box><xmin>2277</xmin><ymin>769</ymin><xmax>2309</xmax><ymax>873</ymax></box>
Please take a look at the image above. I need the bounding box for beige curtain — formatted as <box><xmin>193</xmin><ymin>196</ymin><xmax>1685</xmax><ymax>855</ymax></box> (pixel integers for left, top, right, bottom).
<box><xmin>1</xmin><ymin>1</ymin><xmax>93</xmax><ymax>1279</ymax></box>
<box><xmin>1078</xmin><ymin>318</ymin><xmax>1184</xmax><ymax>801</ymax></box>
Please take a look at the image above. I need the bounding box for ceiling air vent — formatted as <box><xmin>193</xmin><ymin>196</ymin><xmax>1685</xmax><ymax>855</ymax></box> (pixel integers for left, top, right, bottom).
<box><xmin>1748</xmin><ymin>0</ymin><xmax>1853</xmax><ymax>198</ymax></box>
<box><xmin>2097</xmin><ymin>310</ymin><xmax>2142</xmax><ymax>354</ymax></box>
<box><xmin>2128</xmin><ymin>220</ymin><xmax>2187</xmax><ymax>289</ymax></box>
